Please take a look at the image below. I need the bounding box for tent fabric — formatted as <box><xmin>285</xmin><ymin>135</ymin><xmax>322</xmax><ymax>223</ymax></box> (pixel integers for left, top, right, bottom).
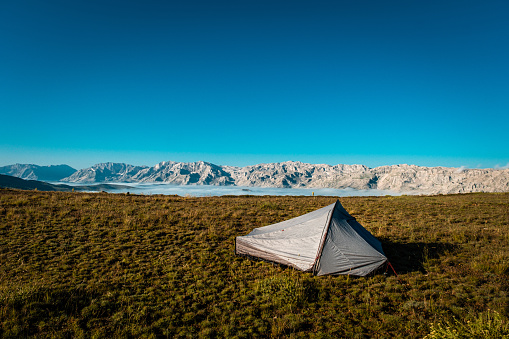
<box><xmin>235</xmin><ymin>200</ymin><xmax>387</xmax><ymax>276</ymax></box>
<box><xmin>235</xmin><ymin>203</ymin><xmax>334</xmax><ymax>271</ymax></box>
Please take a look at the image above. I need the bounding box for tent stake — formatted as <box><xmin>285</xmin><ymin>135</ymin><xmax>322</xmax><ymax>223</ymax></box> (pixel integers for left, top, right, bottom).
<box><xmin>387</xmin><ymin>261</ymin><xmax>407</xmax><ymax>287</ymax></box>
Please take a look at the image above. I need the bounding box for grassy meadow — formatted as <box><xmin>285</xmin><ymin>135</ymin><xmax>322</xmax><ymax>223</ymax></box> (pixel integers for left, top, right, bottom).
<box><xmin>0</xmin><ymin>189</ymin><xmax>508</xmax><ymax>338</ymax></box>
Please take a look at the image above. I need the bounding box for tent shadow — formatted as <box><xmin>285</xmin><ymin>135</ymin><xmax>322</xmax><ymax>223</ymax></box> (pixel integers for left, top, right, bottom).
<box><xmin>380</xmin><ymin>239</ymin><xmax>458</xmax><ymax>274</ymax></box>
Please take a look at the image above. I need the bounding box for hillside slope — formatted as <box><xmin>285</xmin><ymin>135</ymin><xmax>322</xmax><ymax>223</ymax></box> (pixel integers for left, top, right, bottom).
<box><xmin>0</xmin><ymin>174</ymin><xmax>128</xmax><ymax>192</ymax></box>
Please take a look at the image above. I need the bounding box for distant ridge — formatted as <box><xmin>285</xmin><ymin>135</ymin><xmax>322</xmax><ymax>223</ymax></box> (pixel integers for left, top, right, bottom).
<box><xmin>0</xmin><ymin>164</ymin><xmax>76</xmax><ymax>181</ymax></box>
<box><xmin>58</xmin><ymin>160</ymin><xmax>509</xmax><ymax>195</ymax></box>
<box><xmin>3</xmin><ymin>161</ymin><xmax>508</xmax><ymax>195</ymax></box>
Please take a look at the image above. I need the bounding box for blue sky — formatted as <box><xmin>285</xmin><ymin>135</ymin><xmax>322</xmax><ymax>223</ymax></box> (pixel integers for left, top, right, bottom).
<box><xmin>1</xmin><ymin>0</ymin><xmax>508</xmax><ymax>170</ymax></box>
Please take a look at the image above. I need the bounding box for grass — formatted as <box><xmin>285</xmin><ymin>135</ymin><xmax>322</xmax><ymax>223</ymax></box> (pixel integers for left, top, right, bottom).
<box><xmin>0</xmin><ymin>189</ymin><xmax>508</xmax><ymax>338</ymax></box>
<box><xmin>424</xmin><ymin>310</ymin><xmax>509</xmax><ymax>339</ymax></box>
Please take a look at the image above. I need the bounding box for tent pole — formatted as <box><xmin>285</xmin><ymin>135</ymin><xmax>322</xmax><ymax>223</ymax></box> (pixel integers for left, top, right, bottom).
<box><xmin>311</xmin><ymin>200</ymin><xmax>338</xmax><ymax>275</ymax></box>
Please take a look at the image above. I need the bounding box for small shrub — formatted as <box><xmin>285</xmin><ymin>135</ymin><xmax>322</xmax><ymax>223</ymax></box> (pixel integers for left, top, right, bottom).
<box><xmin>425</xmin><ymin>310</ymin><xmax>509</xmax><ymax>339</ymax></box>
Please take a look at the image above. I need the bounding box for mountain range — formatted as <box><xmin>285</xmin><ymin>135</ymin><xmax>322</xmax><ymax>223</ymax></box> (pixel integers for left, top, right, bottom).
<box><xmin>2</xmin><ymin>161</ymin><xmax>508</xmax><ymax>195</ymax></box>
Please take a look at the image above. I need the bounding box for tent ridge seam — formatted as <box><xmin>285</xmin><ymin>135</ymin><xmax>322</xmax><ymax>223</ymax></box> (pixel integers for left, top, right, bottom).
<box><xmin>312</xmin><ymin>200</ymin><xmax>337</xmax><ymax>275</ymax></box>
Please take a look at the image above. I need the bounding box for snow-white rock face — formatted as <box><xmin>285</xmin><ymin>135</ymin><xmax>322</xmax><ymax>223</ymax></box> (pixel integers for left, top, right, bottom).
<box><xmin>227</xmin><ymin>161</ymin><xmax>373</xmax><ymax>189</ymax></box>
<box><xmin>371</xmin><ymin>164</ymin><xmax>509</xmax><ymax>194</ymax></box>
<box><xmin>56</xmin><ymin>160</ymin><xmax>509</xmax><ymax>195</ymax></box>
<box><xmin>62</xmin><ymin>163</ymin><xmax>148</xmax><ymax>183</ymax></box>
<box><xmin>0</xmin><ymin>164</ymin><xmax>76</xmax><ymax>181</ymax></box>
<box><xmin>132</xmin><ymin>161</ymin><xmax>236</xmax><ymax>186</ymax></box>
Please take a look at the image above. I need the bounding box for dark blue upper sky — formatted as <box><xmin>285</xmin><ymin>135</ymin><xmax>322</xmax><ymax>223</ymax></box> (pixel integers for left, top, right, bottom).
<box><xmin>2</xmin><ymin>0</ymin><xmax>508</xmax><ymax>169</ymax></box>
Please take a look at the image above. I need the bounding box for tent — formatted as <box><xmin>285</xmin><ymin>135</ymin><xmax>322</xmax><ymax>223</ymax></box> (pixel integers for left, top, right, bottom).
<box><xmin>235</xmin><ymin>200</ymin><xmax>387</xmax><ymax>276</ymax></box>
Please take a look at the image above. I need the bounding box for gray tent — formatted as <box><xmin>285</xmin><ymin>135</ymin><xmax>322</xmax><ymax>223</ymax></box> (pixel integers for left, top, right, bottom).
<box><xmin>235</xmin><ymin>200</ymin><xmax>387</xmax><ymax>276</ymax></box>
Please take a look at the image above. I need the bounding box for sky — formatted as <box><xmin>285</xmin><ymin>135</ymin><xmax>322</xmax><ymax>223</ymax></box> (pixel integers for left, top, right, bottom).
<box><xmin>1</xmin><ymin>0</ymin><xmax>508</xmax><ymax>170</ymax></box>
